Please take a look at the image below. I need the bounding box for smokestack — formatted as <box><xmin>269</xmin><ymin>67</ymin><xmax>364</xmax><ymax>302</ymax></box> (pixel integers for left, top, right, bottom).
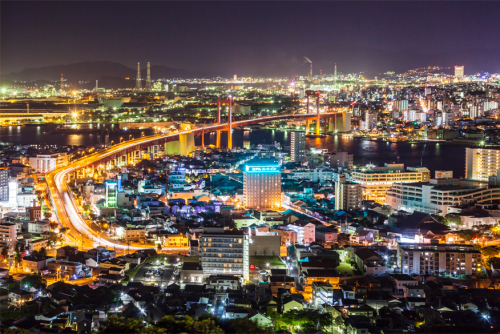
<box><xmin>146</xmin><ymin>62</ymin><xmax>152</xmax><ymax>90</ymax></box>
<box><xmin>304</xmin><ymin>56</ymin><xmax>312</xmax><ymax>79</ymax></box>
<box><xmin>136</xmin><ymin>63</ymin><xmax>142</xmax><ymax>90</ymax></box>
<box><xmin>95</xmin><ymin>80</ymin><xmax>98</xmax><ymax>91</ymax></box>
<box><xmin>61</xmin><ymin>74</ymin><xmax>64</xmax><ymax>91</ymax></box>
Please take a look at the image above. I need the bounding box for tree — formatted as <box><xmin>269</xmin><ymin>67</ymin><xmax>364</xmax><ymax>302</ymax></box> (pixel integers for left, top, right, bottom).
<box><xmin>457</xmin><ymin>230</ymin><xmax>478</xmax><ymax>242</ymax></box>
<box><xmin>281</xmin><ymin>309</ymin><xmax>333</xmax><ymax>331</ymax></box>
<box><xmin>39</xmin><ymin>247</ymin><xmax>47</xmax><ymax>257</ymax></box>
<box><xmin>225</xmin><ymin>318</ymin><xmax>273</xmax><ymax>334</ymax></box>
<box><xmin>98</xmin><ymin>315</ymin><xmax>162</xmax><ymax>334</ymax></box>
<box><xmin>21</xmin><ymin>274</ymin><xmax>46</xmax><ymax>289</ymax></box>
<box><xmin>156</xmin><ymin>315</ymin><xmax>224</xmax><ymax>334</ymax></box>
<box><xmin>157</xmin><ymin>243</ymin><xmax>162</xmax><ymax>251</ymax></box>
<box><xmin>1</xmin><ymin>247</ymin><xmax>8</xmax><ymax>258</ymax></box>
<box><xmin>444</xmin><ymin>214</ymin><xmax>462</xmax><ymax>226</ymax></box>
<box><xmin>480</xmin><ymin>246</ymin><xmax>500</xmax><ymax>258</ymax></box>
<box><xmin>44</xmin><ymin>212</ymin><xmax>52</xmax><ymax>219</ymax></box>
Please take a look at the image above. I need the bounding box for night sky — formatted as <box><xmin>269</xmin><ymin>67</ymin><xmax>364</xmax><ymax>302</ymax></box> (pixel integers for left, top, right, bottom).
<box><xmin>2</xmin><ymin>1</ymin><xmax>500</xmax><ymax>77</ymax></box>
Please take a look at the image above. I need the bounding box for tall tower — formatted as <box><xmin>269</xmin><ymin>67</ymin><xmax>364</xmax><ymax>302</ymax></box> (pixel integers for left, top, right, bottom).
<box><xmin>334</xmin><ymin>63</ymin><xmax>337</xmax><ymax>81</ymax></box>
<box><xmin>136</xmin><ymin>63</ymin><xmax>142</xmax><ymax>90</ymax></box>
<box><xmin>146</xmin><ymin>62</ymin><xmax>152</xmax><ymax>90</ymax></box>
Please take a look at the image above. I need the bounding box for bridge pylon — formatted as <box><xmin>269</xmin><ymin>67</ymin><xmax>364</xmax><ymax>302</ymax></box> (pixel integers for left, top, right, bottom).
<box><xmin>216</xmin><ymin>97</ymin><xmax>233</xmax><ymax>149</ymax></box>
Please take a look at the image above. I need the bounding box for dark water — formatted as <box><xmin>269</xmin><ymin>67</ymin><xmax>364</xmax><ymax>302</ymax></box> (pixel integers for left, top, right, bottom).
<box><xmin>0</xmin><ymin>125</ymin><xmax>468</xmax><ymax>178</ymax></box>
<box><xmin>196</xmin><ymin>129</ymin><xmax>468</xmax><ymax>178</ymax></box>
<box><xmin>0</xmin><ymin>124</ymin><xmax>154</xmax><ymax>147</ymax></box>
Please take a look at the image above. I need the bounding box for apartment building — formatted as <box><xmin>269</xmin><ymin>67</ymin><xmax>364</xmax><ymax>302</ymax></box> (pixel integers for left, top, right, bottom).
<box><xmin>28</xmin><ymin>221</ymin><xmax>50</xmax><ymax>234</ymax></box>
<box><xmin>200</xmin><ymin>228</ymin><xmax>249</xmax><ymax>280</ymax></box>
<box><xmin>327</xmin><ymin>151</ymin><xmax>354</xmax><ymax>168</ymax></box>
<box><xmin>335</xmin><ymin>175</ymin><xmax>362</xmax><ymax>210</ymax></box>
<box><xmin>386</xmin><ymin>178</ymin><xmax>492</xmax><ymax>214</ymax></box>
<box><xmin>290</xmin><ymin>131</ymin><xmax>306</xmax><ymax>163</ymax></box>
<box><xmin>397</xmin><ymin>242</ymin><xmax>482</xmax><ymax>276</ymax></box>
<box><xmin>0</xmin><ymin>222</ymin><xmax>17</xmax><ymax>250</ymax></box>
<box><xmin>281</xmin><ymin>221</ymin><xmax>315</xmax><ymax>246</ymax></box>
<box><xmin>465</xmin><ymin>147</ymin><xmax>500</xmax><ymax>181</ymax></box>
<box><xmin>288</xmin><ymin>168</ymin><xmax>335</xmax><ymax>183</ymax></box>
<box><xmin>29</xmin><ymin>152</ymin><xmax>68</xmax><ymax>173</ymax></box>
<box><xmin>312</xmin><ymin>281</ymin><xmax>334</xmax><ymax>307</ymax></box>
<box><xmin>125</xmin><ymin>228</ymin><xmax>145</xmax><ymax>242</ymax></box>
<box><xmin>0</xmin><ymin>169</ymin><xmax>8</xmax><ymax>202</ymax></box>
<box><xmin>350</xmin><ymin>164</ymin><xmax>430</xmax><ymax>204</ymax></box>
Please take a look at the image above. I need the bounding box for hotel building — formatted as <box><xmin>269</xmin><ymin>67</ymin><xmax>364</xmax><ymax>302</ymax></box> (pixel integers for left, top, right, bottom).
<box><xmin>386</xmin><ymin>178</ymin><xmax>492</xmax><ymax>215</ymax></box>
<box><xmin>350</xmin><ymin>164</ymin><xmax>430</xmax><ymax>204</ymax></box>
<box><xmin>243</xmin><ymin>159</ymin><xmax>281</xmax><ymax>209</ymax></box>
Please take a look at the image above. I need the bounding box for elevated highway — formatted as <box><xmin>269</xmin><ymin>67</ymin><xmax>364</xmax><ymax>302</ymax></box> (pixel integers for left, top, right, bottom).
<box><xmin>46</xmin><ymin>112</ymin><xmax>343</xmax><ymax>251</ymax></box>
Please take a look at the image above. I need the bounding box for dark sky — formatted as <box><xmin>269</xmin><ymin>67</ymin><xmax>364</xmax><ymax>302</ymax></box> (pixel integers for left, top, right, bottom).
<box><xmin>2</xmin><ymin>1</ymin><xmax>500</xmax><ymax>76</ymax></box>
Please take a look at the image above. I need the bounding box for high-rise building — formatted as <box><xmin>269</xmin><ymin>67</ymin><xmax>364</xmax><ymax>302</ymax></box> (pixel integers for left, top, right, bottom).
<box><xmin>0</xmin><ymin>170</ymin><xmax>8</xmax><ymax>202</ymax></box>
<box><xmin>200</xmin><ymin>227</ymin><xmax>249</xmax><ymax>280</ymax></box>
<box><xmin>0</xmin><ymin>222</ymin><xmax>17</xmax><ymax>251</ymax></box>
<box><xmin>455</xmin><ymin>65</ymin><xmax>464</xmax><ymax>79</ymax></box>
<box><xmin>335</xmin><ymin>175</ymin><xmax>362</xmax><ymax>210</ymax></box>
<box><xmin>397</xmin><ymin>242</ymin><xmax>481</xmax><ymax>276</ymax></box>
<box><xmin>290</xmin><ymin>131</ymin><xmax>306</xmax><ymax>162</ymax></box>
<box><xmin>364</xmin><ymin>112</ymin><xmax>378</xmax><ymax>130</ymax></box>
<box><xmin>394</xmin><ymin>99</ymin><xmax>409</xmax><ymax>112</ymax></box>
<box><xmin>465</xmin><ymin>147</ymin><xmax>500</xmax><ymax>181</ymax></box>
<box><xmin>105</xmin><ymin>180</ymin><xmax>117</xmax><ymax>208</ymax></box>
<box><xmin>243</xmin><ymin>159</ymin><xmax>281</xmax><ymax>209</ymax></box>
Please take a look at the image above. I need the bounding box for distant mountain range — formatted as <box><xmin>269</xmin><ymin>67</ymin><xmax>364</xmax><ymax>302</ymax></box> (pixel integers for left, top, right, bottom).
<box><xmin>0</xmin><ymin>61</ymin><xmax>211</xmax><ymax>88</ymax></box>
<box><xmin>1</xmin><ymin>46</ymin><xmax>499</xmax><ymax>86</ymax></box>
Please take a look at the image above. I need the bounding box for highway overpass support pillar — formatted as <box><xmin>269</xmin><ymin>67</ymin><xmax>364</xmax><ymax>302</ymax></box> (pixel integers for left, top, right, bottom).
<box><xmin>305</xmin><ymin>119</ymin><xmax>311</xmax><ymax>135</ymax></box>
<box><xmin>165</xmin><ymin>140</ymin><xmax>180</xmax><ymax>155</ymax></box>
<box><xmin>328</xmin><ymin>117</ymin><xmax>335</xmax><ymax>132</ymax></box>
<box><xmin>180</xmin><ymin>132</ymin><xmax>195</xmax><ymax>156</ymax></box>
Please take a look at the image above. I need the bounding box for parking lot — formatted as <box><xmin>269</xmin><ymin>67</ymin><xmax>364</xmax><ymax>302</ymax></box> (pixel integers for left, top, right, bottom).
<box><xmin>134</xmin><ymin>263</ymin><xmax>174</xmax><ymax>286</ymax></box>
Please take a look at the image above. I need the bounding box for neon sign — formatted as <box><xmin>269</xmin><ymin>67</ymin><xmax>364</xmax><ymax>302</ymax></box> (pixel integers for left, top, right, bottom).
<box><xmin>245</xmin><ymin>166</ymin><xmax>280</xmax><ymax>173</ymax></box>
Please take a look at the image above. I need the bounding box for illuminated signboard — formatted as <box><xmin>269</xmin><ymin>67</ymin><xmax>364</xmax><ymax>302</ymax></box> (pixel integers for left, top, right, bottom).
<box><xmin>245</xmin><ymin>166</ymin><xmax>280</xmax><ymax>173</ymax></box>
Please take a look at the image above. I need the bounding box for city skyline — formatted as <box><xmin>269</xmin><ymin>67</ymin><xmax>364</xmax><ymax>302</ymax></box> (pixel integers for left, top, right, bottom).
<box><xmin>2</xmin><ymin>2</ymin><xmax>500</xmax><ymax>333</ymax></box>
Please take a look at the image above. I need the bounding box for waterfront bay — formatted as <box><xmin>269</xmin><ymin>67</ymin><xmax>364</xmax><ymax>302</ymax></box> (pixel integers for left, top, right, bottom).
<box><xmin>0</xmin><ymin>125</ymin><xmax>468</xmax><ymax>178</ymax></box>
